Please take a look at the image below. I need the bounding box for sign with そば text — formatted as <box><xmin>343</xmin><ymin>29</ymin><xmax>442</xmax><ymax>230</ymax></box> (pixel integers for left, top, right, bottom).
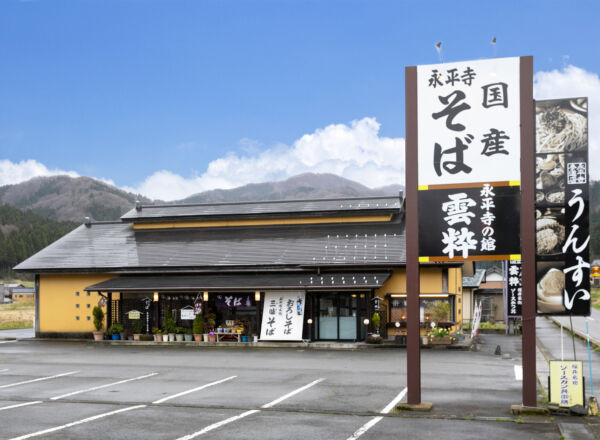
<box><xmin>260</xmin><ymin>292</ymin><xmax>305</xmax><ymax>341</ymax></box>
<box><xmin>416</xmin><ymin>57</ymin><xmax>522</xmax><ymax>262</ymax></box>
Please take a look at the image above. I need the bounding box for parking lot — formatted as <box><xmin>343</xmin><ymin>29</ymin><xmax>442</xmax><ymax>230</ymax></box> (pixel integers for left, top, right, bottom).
<box><xmin>0</xmin><ymin>337</ymin><xmax>568</xmax><ymax>439</ymax></box>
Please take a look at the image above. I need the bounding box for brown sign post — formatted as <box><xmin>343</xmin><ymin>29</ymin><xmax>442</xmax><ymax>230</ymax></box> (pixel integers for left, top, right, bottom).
<box><xmin>405</xmin><ymin>56</ymin><xmax>535</xmax><ymax>406</ymax></box>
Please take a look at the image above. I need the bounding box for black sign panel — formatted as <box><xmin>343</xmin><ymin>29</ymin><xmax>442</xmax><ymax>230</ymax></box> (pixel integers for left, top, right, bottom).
<box><xmin>507</xmin><ymin>260</ymin><xmax>522</xmax><ymax>317</ymax></box>
<box><xmin>535</xmin><ymin>98</ymin><xmax>590</xmax><ymax>316</ymax></box>
<box><xmin>418</xmin><ymin>184</ymin><xmax>520</xmax><ymax>261</ymax></box>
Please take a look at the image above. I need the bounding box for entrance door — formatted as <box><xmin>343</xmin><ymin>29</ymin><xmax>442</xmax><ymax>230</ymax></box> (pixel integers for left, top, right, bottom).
<box><xmin>316</xmin><ymin>293</ymin><xmax>360</xmax><ymax>341</ymax></box>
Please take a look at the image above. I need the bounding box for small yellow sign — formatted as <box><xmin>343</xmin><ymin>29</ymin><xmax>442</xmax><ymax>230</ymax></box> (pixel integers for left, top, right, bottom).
<box><xmin>128</xmin><ymin>310</ymin><xmax>141</xmax><ymax>320</ymax></box>
<box><xmin>549</xmin><ymin>360</ymin><xmax>584</xmax><ymax>407</ymax></box>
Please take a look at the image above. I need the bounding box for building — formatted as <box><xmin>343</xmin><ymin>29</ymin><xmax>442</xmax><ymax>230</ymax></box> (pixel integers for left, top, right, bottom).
<box><xmin>462</xmin><ymin>263</ymin><xmax>506</xmax><ymax>324</ymax></box>
<box><xmin>10</xmin><ymin>287</ymin><xmax>35</xmax><ymax>302</ymax></box>
<box><xmin>15</xmin><ymin>196</ymin><xmax>463</xmax><ymax>341</ymax></box>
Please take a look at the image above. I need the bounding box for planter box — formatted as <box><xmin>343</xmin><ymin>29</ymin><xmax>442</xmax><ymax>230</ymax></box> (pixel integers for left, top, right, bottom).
<box><xmin>184</xmin><ymin>334</ymin><xmax>193</xmax><ymax>342</ymax></box>
<box><xmin>430</xmin><ymin>337</ymin><xmax>452</xmax><ymax>345</ymax></box>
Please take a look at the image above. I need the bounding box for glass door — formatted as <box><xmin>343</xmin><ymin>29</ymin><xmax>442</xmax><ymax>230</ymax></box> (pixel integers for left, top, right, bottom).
<box><xmin>318</xmin><ymin>294</ymin><xmax>338</xmax><ymax>339</ymax></box>
<box><xmin>339</xmin><ymin>295</ymin><xmax>357</xmax><ymax>340</ymax></box>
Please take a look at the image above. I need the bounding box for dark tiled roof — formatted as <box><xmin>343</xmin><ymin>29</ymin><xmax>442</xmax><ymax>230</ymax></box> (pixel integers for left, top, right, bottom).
<box><xmin>462</xmin><ymin>269</ymin><xmax>486</xmax><ymax>288</ymax></box>
<box><xmin>84</xmin><ymin>272</ymin><xmax>392</xmax><ymax>292</ymax></box>
<box><xmin>15</xmin><ymin>219</ymin><xmax>406</xmax><ymax>272</ymax></box>
<box><xmin>121</xmin><ymin>196</ymin><xmax>402</xmax><ymax>222</ymax></box>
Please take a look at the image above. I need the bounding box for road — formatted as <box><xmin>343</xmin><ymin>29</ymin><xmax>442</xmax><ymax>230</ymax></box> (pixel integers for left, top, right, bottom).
<box><xmin>0</xmin><ymin>338</ymin><xmax>566</xmax><ymax>440</ymax></box>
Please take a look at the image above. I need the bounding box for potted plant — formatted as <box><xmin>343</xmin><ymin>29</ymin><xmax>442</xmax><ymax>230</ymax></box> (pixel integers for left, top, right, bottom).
<box><xmin>372</xmin><ymin>312</ymin><xmax>381</xmax><ymax>335</ymax></box>
<box><xmin>184</xmin><ymin>327</ymin><xmax>193</xmax><ymax>342</ymax></box>
<box><xmin>208</xmin><ymin>331</ymin><xmax>216</xmax><ymax>342</ymax></box>
<box><xmin>132</xmin><ymin>319</ymin><xmax>143</xmax><ymax>341</ymax></box>
<box><xmin>430</xmin><ymin>327</ymin><xmax>452</xmax><ymax>345</ymax></box>
<box><xmin>163</xmin><ymin>307</ymin><xmax>177</xmax><ymax>341</ymax></box>
<box><xmin>92</xmin><ymin>306</ymin><xmax>105</xmax><ymax>341</ymax></box>
<box><xmin>193</xmin><ymin>315</ymin><xmax>204</xmax><ymax>342</ymax></box>
<box><xmin>152</xmin><ymin>327</ymin><xmax>163</xmax><ymax>342</ymax></box>
<box><xmin>175</xmin><ymin>327</ymin><xmax>185</xmax><ymax>342</ymax></box>
<box><xmin>108</xmin><ymin>323</ymin><xmax>124</xmax><ymax>340</ymax></box>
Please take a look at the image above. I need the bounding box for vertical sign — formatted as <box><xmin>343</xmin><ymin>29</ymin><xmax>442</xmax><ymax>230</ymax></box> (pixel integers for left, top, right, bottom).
<box><xmin>507</xmin><ymin>260</ymin><xmax>522</xmax><ymax>317</ymax></box>
<box><xmin>535</xmin><ymin>98</ymin><xmax>590</xmax><ymax>316</ymax></box>
<box><xmin>417</xmin><ymin>57</ymin><xmax>522</xmax><ymax>262</ymax></box>
<box><xmin>549</xmin><ymin>361</ymin><xmax>584</xmax><ymax>407</ymax></box>
<box><xmin>260</xmin><ymin>291</ymin><xmax>305</xmax><ymax>341</ymax></box>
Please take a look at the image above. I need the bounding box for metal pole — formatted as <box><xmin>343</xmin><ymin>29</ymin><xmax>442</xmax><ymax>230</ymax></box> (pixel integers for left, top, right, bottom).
<box><xmin>561</xmin><ymin>324</ymin><xmax>564</xmax><ymax>361</ymax></box>
<box><xmin>519</xmin><ymin>55</ymin><xmax>536</xmax><ymax>407</ymax></box>
<box><xmin>587</xmin><ymin>320</ymin><xmax>594</xmax><ymax>397</ymax></box>
<box><xmin>570</xmin><ymin>314</ymin><xmax>577</xmax><ymax>361</ymax></box>
<box><xmin>405</xmin><ymin>65</ymin><xmax>421</xmax><ymax>404</ymax></box>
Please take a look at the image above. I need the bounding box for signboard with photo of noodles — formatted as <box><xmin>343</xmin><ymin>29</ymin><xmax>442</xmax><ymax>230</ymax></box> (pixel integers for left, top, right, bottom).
<box><xmin>535</xmin><ymin>98</ymin><xmax>590</xmax><ymax>316</ymax></box>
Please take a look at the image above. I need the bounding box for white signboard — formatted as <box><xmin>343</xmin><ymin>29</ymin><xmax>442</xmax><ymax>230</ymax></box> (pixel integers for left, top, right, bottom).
<box><xmin>181</xmin><ymin>308</ymin><xmax>195</xmax><ymax>320</ymax></box>
<box><xmin>417</xmin><ymin>57</ymin><xmax>520</xmax><ymax>186</ymax></box>
<box><xmin>260</xmin><ymin>291</ymin><xmax>305</xmax><ymax>341</ymax></box>
<box><xmin>128</xmin><ymin>310</ymin><xmax>141</xmax><ymax>320</ymax></box>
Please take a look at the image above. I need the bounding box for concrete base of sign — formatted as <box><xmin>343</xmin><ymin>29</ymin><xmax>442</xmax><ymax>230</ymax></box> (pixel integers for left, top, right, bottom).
<box><xmin>509</xmin><ymin>404</ymin><xmax>550</xmax><ymax>416</ymax></box>
<box><xmin>395</xmin><ymin>402</ymin><xmax>433</xmax><ymax>412</ymax></box>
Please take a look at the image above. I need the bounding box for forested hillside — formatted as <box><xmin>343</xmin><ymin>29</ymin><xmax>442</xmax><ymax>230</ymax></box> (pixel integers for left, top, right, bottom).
<box><xmin>0</xmin><ymin>204</ymin><xmax>77</xmax><ymax>278</ymax></box>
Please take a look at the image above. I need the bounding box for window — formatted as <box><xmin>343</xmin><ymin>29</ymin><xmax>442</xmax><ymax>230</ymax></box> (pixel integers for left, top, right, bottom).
<box><xmin>442</xmin><ymin>269</ymin><xmax>448</xmax><ymax>292</ymax></box>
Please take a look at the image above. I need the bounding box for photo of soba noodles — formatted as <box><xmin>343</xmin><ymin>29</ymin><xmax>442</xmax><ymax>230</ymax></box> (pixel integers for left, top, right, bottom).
<box><xmin>536</xmin><ymin>154</ymin><xmax>565</xmax><ymax>205</ymax></box>
<box><xmin>536</xmin><ymin>208</ymin><xmax>565</xmax><ymax>256</ymax></box>
<box><xmin>535</xmin><ymin>98</ymin><xmax>587</xmax><ymax>153</ymax></box>
<box><xmin>537</xmin><ymin>263</ymin><xmax>566</xmax><ymax>314</ymax></box>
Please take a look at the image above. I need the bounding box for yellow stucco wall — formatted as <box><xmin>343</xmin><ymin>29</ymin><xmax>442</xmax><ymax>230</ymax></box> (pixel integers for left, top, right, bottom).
<box><xmin>375</xmin><ymin>266</ymin><xmax>464</xmax><ymax>335</ymax></box>
<box><xmin>39</xmin><ymin>274</ymin><xmax>115</xmax><ymax>333</ymax></box>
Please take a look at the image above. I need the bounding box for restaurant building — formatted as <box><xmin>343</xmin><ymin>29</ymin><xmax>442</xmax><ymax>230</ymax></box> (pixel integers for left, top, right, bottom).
<box><xmin>15</xmin><ymin>195</ymin><xmax>463</xmax><ymax>341</ymax></box>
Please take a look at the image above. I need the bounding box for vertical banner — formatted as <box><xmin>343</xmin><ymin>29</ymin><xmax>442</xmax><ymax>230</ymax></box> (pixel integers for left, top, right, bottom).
<box><xmin>416</xmin><ymin>57</ymin><xmax>522</xmax><ymax>262</ymax></box>
<box><xmin>535</xmin><ymin>98</ymin><xmax>590</xmax><ymax>316</ymax></box>
<box><xmin>260</xmin><ymin>291</ymin><xmax>305</xmax><ymax>341</ymax></box>
<box><xmin>507</xmin><ymin>259</ymin><xmax>522</xmax><ymax>317</ymax></box>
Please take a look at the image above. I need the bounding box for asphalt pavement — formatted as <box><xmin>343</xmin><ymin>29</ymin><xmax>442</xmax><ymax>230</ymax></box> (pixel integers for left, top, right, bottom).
<box><xmin>0</xmin><ymin>336</ymin><xmax>567</xmax><ymax>440</ymax></box>
<box><xmin>550</xmin><ymin>308</ymin><xmax>600</xmax><ymax>346</ymax></box>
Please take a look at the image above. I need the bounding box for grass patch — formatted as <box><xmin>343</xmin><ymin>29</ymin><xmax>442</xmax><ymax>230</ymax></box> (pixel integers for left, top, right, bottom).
<box><xmin>0</xmin><ymin>279</ymin><xmax>34</xmax><ymax>288</ymax></box>
<box><xmin>0</xmin><ymin>301</ymin><xmax>34</xmax><ymax>330</ymax></box>
<box><xmin>592</xmin><ymin>287</ymin><xmax>600</xmax><ymax>310</ymax></box>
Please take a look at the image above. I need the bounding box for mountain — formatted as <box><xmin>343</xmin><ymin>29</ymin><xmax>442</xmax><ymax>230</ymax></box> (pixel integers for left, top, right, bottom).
<box><xmin>176</xmin><ymin>173</ymin><xmax>404</xmax><ymax>204</ymax></box>
<box><xmin>0</xmin><ymin>174</ymin><xmax>402</xmax><ymax>222</ymax></box>
<box><xmin>0</xmin><ymin>204</ymin><xmax>77</xmax><ymax>278</ymax></box>
<box><xmin>0</xmin><ymin>176</ymin><xmax>151</xmax><ymax>222</ymax></box>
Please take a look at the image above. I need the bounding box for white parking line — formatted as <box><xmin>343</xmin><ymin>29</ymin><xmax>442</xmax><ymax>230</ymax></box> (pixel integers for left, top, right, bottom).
<box><xmin>8</xmin><ymin>405</ymin><xmax>146</xmax><ymax>440</ymax></box>
<box><xmin>0</xmin><ymin>340</ymin><xmax>17</xmax><ymax>344</ymax></box>
<box><xmin>261</xmin><ymin>378</ymin><xmax>325</xmax><ymax>408</ymax></box>
<box><xmin>346</xmin><ymin>387</ymin><xmax>408</xmax><ymax>440</ymax></box>
<box><xmin>0</xmin><ymin>401</ymin><xmax>42</xmax><ymax>412</ymax></box>
<box><xmin>153</xmin><ymin>375</ymin><xmax>236</xmax><ymax>404</ymax></box>
<box><xmin>514</xmin><ymin>365</ymin><xmax>523</xmax><ymax>381</ymax></box>
<box><xmin>51</xmin><ymin>372</ymin><xmax>158</xmax><ymax>400</ymax></box>
<box><xmin>176</xmin><ymin>410</ymin><xmax>260</xmax><ymax>439</ymax></box>
<box><xmin>175</xmin><ymin>378</ymin><xmax>326</xmax><ymax>439</ymax></box>
<box><xmin>0</xmin><ymin>369</ymin><xmax>9</xmax><ymax>373</ymax></box>
<box><xmin>0</xmin><ymin>371</ymin><xmax>79</xmax><ymax>389</ymax></box>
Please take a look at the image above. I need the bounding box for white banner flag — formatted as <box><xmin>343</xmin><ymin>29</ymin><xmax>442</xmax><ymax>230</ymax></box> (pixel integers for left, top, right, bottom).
<box><xmin>260</xmin><ymin>291</ymin><xmax>305</xmax><ymax>341</ymax></box>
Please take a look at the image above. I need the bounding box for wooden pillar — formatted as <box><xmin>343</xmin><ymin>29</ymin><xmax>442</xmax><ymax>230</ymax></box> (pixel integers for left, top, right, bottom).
<box><xmin>405</xmin><ymin>64</ymin><xmax>421</xmax><ymax>405</ymax></box>
<box><xmin>519</xmin><ymin>55</ymin><xmax>536</xmax><ymax>407</ymax></box>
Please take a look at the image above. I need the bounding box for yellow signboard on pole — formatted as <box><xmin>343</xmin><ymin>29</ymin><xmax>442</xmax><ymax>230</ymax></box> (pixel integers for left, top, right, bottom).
<box><xmin>549</xmin><ymin>360</ymin><xmax>584</xmax><ymax>407</ymax></box>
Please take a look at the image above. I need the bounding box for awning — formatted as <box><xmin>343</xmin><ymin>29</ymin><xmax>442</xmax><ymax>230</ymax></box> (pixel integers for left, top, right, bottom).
<box><xmin>84</xmin><ymin>272</ymin><xmax>392</xmax><ymax>292</ymax></box>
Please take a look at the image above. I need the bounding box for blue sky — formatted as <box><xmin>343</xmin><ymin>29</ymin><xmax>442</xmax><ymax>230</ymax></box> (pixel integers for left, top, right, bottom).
<box><xmin>1</xmin><ymin>0</ymin><xmax>599</xmax><ymax>200</ymax></box>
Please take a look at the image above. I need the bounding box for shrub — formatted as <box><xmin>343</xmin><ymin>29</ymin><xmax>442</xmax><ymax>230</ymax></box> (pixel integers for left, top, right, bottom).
<box><xmin>372</xmin><ymin>312</ymin><xmax>381</xmax><ymax>329</ymax></box>
<box><xmin>108</xmin><ymin>323</ymin><xmax>124</xmax><ymax>335</ymax></box>
<box><xmin>162</xmin><ymin>307</ymin><xmax>177</xmax><ymax>333</ymax></box>
<box><xmin>132</xmin><ymin>319</ymin><xmax>143</xmax><ymax>334</ymax></box>
<box><xmin>193</xmin><ymin>314</ymin><xmax>204</xmax><ymax>334</ymax></box>
<box><xmin>92</xmin><ymin>306</ymin><xmax>104</xmax><ymax>331</ymax></box>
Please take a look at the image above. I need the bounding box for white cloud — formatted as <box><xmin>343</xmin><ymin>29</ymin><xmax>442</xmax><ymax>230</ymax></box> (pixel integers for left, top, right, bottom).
<box><xmin>534</xmin><ymin>65</ymin><xmax>600</xmax><ymax>179</ymax></box>
<box><xmin>126</xmin><ymin>117</ymin><xmax>405</xmax><ymax>200</ymax></box>
<box><xmin>3</xmin><ymin>65</ymin><xmax>597</xmax><ymax>201</ymax></box>
<box><xmin>0</xmin><ymin>159</ymin><xmax>79</xmax><ymax>186</ymax></box>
